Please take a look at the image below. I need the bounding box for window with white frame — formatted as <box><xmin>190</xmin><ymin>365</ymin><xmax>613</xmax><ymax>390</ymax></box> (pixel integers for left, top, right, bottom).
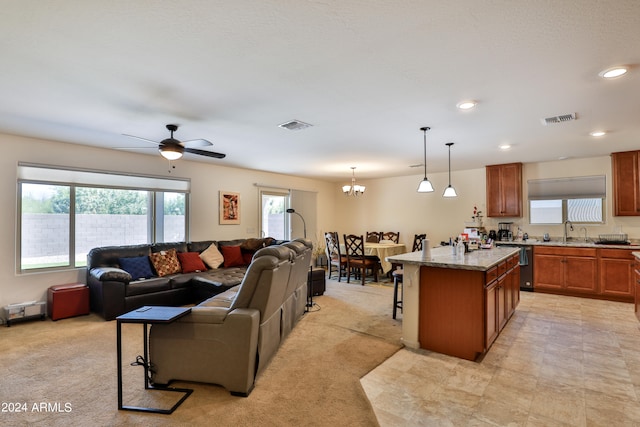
<box><xmin>528</xmin><ymin>176</ymin><xmax>605</xmax><ymax>225</ymax></box>
<box><xmin>17</xmin><ymin>163</ymin><xmax>190</xmax><ymax>272</ymax></box>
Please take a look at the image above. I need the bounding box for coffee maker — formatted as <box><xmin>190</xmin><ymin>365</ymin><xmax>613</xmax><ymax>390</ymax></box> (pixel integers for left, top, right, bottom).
<box><xmin>497</xmin><ymin>222</ymin><xmax>512</xmax><ymax>241</ymax></box>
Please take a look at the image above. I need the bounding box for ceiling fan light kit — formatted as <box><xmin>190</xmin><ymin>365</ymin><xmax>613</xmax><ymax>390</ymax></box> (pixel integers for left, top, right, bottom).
<box><xmin>123</xmin><ymin>124</ymin><xmax>226</xmax><ymax>161</ymax></box>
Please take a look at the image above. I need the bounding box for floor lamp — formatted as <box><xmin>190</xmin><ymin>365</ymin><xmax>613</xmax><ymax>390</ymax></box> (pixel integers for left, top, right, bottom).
<box><xmin>286</xmin><ymin>208</ymin><xmax>314</xmax><ymax>310</ymax></box>
<box><xmin>285</xmin><ymin>208</ymin><xmax>307</xmax><ymax>238</ymax></box>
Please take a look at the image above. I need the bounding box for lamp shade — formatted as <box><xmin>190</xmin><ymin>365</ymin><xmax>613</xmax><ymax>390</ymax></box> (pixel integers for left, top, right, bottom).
<box><xmin>417</xmin><ymin>178</ymin><xmax>434</xmax><ymax>193</ymax></box>
<box><xmin>159</xmin><ymin>145</ymin><xmax>184</xmax><ymax>160</ymax></box>
<box><xmin>443</xmin><ymin>185</ymin><xmax>457</xmax><ymax>198</ymax></box>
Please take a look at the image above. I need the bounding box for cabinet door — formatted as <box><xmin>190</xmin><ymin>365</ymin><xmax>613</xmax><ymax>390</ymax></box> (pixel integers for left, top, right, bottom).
<box><xmin>612</xmin><ymin>151</ymin><xmax>640</xmax><ymax>216</ymax></box>
<box><xmin>486</xmin><ymin>163</ymin><xmax>522</xmax><ymax>217</ymax></box>
<box><xmin>600</xmin><ymin>258</ymin><xmax>634</xmax><ymax>299</ymax></box>
<box><xmin>511</xmin><ymin>265</ymin><xmax>520</xmax><ymax>314</ymax></box>
<box><xmin>500</xmin><ymin>163</ymin><xmax>522</xmax><ymax>217</ymax></box>
<box><xmin>485</xmin><ymin>281</ymin><xmax>498</xmax><ymax>349</ymax></box>
<box><xmin>564</xmin><ymin>256</ymin><xmax>598</xmax><ymax>293</ymax></box>
<box><xmin>635</xmin><ymin>268</ymin><xmax>640</xmax><ymax>322</ymax></box>
<box><xmin>534</xmin><ymin>254</ymin><xmax>564</xmax><ymax>290</ymax></box>
<box><xmin>497</xmin><ymin>276</ymin><xmax>507</xmax><ymax>330</ymax></box>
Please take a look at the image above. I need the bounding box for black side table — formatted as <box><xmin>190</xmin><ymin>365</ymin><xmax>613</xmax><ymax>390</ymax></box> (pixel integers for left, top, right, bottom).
<box><xmin>116</xmin><ymin>306</ymin><xmax>192</xmax><ymax>414</ymax></box>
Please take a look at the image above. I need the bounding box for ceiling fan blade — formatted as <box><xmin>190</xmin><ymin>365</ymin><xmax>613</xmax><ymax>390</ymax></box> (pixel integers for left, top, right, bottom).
<box><xmin>184</xmin><ymin>147</ymin><xmax>226</xmax><ymax>159</ymax></box>
<box><xmin>122</xmin><ymin>134</ymin><xmax>160</xmax><ymax>145</ymax></box>
<box><xmin>182</xmin><ymin>138</ymin><xmax>213</xmax><ymax>148</ymax></box>
<box><xmin>114</xmin><ymin>147</ymin><xmax>156</xmax><ymax>151</ymax></box>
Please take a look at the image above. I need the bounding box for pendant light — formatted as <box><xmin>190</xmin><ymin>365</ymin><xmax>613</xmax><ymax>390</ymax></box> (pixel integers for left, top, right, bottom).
<box><xmin>342</xmin><ymin>166</ymin><xmax>366</xmax><ymax>196</ymax></box>
<box><xmin>442</xmin><ymin>142</ymin><xmax>457</xmax><ymax>197</ymax></box>
<box><xmin>417</xmin><ymin>126</ymin><xmax>434</xmax><ymax>193</ymax></box>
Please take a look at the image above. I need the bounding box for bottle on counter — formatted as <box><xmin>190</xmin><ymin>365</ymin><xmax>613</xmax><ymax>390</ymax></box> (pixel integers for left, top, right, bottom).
<box><xmin>450</xmin><ymin>237</ymin><xmax>456</xmax><ymax>256</ymax></box>
<box><xmin>456</xmin><ymin>236</ymin><xmax>465</xmax><ymax>259</ymax></box>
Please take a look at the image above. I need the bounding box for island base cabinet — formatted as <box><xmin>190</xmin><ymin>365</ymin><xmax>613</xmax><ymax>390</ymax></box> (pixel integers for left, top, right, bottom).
<box><xmin>419</xmin><ymin>267</ymin><xmax>485</xmax><ymax>361</ymax></box>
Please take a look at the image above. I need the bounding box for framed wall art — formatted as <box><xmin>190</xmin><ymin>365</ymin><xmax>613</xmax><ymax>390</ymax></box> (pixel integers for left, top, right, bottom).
<box><xmin>219</xmin><ymin>191</ymin><xmax>240</xmax><ymax>224</ymax></box>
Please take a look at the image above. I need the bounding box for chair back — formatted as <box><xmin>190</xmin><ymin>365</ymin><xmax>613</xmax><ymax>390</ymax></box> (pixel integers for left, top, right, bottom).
<box><xmin>381</xmin><ymin>232</ymin><xmax>400</xmax><ymax>243</ymax></box>
<box><xmin>344</xmin><ymin>234</ymin><xmax>365</xmax><ymax>259</ymax></box>
<box><xmin>413</xmin><ymin>234</ymin><xmax>427</xmax><ymax>252</ymax></box>
<box><xmin>325</xmin><ymin>232</ymin><xmax>342</xmax><ymax>259</ymax></box>
<box><xmin>366</xmin><ymin>231</ymin><xmax>381</xmax><ymax>243</ymax></box>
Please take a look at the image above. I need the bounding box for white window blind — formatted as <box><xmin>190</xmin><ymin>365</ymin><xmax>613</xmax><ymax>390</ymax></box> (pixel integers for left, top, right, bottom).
<box><xmin>527</xmin><ymin>175</ymin><xmax>605</xmax><ymax>200</ymax></box>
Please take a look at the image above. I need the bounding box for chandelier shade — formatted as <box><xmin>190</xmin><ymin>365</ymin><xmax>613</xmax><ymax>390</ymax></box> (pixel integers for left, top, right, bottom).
<box><xmin>343</xmin><ymin>167</ymin><xmax>365</xmax><ymax>196</ymax></box>
<box><xmin>417</xmin><ymin>126</ymin><xmax>434</xmax><ymax>193</ymax></box>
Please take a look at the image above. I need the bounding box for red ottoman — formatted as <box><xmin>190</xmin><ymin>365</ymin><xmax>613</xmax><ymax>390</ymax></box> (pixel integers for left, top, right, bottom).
<box><xmin>47</xmin><ymin>283</ymin><xmax>90</xmax><ymax>321</ymax></box>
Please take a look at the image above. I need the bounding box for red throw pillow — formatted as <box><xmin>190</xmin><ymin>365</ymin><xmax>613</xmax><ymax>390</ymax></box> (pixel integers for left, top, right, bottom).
<box><xmin>242</xmin><ymin>251</ymin><xmax>254</xmax><ymax>266</ymax></box>
<box><xmin>177</xmin><ymin>251</ymin><xmax>207</xmax><ymax>273</ymax></box>
<box><xmin>221</xmin><ymin>245</ymin><xmax>244</xmax><ymax>268</ymax></box>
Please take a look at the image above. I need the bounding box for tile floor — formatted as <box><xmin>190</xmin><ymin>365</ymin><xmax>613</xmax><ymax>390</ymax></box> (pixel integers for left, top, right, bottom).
<box><xmin>361</xmin><ymin>291</ymin><xmax>640</xmax><ymax>426</ymax></box>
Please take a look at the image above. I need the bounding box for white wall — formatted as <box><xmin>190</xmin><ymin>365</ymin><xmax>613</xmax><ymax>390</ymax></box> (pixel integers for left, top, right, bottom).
<box><xmin>3</xmin><ymin>131</ymin><xmax>639</xmax><ymax>309</ymax></box>
<box><xmin>0</xmin><ymin>133</ymin><xmax>337</xmax><ymax>308</ymax></box>
<box><xmin>333</xmin><ymin>156</ymin><xmax>640</xmax><ymax>248</ymax></box>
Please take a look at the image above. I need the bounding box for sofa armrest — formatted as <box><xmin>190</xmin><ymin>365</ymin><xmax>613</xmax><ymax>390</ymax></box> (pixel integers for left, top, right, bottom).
<box><xmin>89</xmin><ymin>267</ymin><xmax>131</xmax><ymax>283</ymax></box>
<box><xmin>182</xmin><ymin>306</ymin><xmax>233</xmax><ymax>324</ymax></box>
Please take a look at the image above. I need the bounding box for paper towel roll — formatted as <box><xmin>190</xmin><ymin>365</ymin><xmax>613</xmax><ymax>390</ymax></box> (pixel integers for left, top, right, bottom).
<box><xmin>422</xmin><ymin>238</ymin><xmax>431</xmax><ymax>259</ymax></box>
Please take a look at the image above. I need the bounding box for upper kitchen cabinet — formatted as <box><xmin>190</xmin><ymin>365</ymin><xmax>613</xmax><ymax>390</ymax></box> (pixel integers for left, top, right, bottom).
<box><xmin>612</xmin><ymin>150</ymin><xmax>640</xmax><ymax>216</ymax></box>
<box><xmin>486</xmin><ymin>163</ymin><xmax>522</xmax><ymax>217</ymax></box>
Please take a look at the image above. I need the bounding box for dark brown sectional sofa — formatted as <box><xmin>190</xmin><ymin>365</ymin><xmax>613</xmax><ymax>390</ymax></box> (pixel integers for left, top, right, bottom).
<box><xmin>86</xmin><ymin>238</ymin><xmax>283</xmax><ymax>320</ymax></box>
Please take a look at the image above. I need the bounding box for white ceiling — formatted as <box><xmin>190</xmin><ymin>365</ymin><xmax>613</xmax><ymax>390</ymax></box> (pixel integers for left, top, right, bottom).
<box><xmin>2</xmin><ymin>1</ymin><xmax>639</xmax><ymax>181</ymax></box>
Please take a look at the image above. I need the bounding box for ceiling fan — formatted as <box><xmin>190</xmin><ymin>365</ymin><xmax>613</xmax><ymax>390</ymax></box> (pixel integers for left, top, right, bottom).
<box><xmin>122</xmin><ymin>124</ymin><xmax>226</xmax><ymax>160</ymax></box>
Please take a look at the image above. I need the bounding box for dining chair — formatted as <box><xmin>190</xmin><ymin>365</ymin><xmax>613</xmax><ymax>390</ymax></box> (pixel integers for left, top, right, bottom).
<box><xmin>325</xmin><ymin>232</ymin><xmax>347</xmax><ymax>281</ymax></box>
<box><xmin>343</xmin><ymin>234</ymin><xmax>382</xmax><ymax>286</ymax></box>
<box><xmin>381</xmin><ymin>231</ymin><xmax>400</xmax><ymax>243</ymax></box>
<box><xmin>392</xmin><ymin>233</ymin><xmax>427</xmax><ymax>319</ymax></box>
<box><xmin>365</xmin><ymin>231</ymin><xmax>382</xmax><ymax>243</ymax></box>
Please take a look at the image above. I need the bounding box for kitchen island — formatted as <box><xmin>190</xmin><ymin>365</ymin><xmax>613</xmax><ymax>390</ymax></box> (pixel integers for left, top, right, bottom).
<box><xmin>387</xmin><ymin>246</ymin><xmax>521</xmax><ymax>361</ymax></box>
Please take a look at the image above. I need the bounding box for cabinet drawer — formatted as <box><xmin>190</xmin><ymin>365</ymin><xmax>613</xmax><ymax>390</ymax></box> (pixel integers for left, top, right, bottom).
<box><xmin>534</xmin><ymin>246</ymin><xmax>597</xmax><ymax>257</ymax></box>
<box><xmin>486</xmin><ymin>266</ymin><xmax>497</xmax><ymax>285</ymax></box>
<box><xmin>497</xmin><ymin>261</ymin><xmax>507</xmax><ymax>277</ymax></box>
<box><xmin>599</xmin><ymin>248</ymin><xmax>635</xmax><ymax>260</ymax></box>
<box><xmin>507</xmin><ymin>254</ymin><xmax>519</xmax><ymax>269</ymax></box>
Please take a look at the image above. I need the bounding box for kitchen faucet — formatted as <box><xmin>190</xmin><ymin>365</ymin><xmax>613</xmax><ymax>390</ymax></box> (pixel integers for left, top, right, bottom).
<box><xmin>563</xmin><ymin>220</ymin><xmax>574</xmax><ymax>243</ymax></box>
<box><xmin>579</xmin><ymin>227</ymin><xmax>588</xmax><ymax>242</ymax></box>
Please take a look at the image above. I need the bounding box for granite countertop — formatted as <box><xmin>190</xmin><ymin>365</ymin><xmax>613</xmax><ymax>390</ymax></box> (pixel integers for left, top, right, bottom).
<box><xmin>386</xmin><ymin>246</ymin><xmax>520</xmax><ymax>272</ymax></box>
<box><xmin>495</xmin><ymin>240</ymin><xmax>640</xmax><ymax>249</ymax></box>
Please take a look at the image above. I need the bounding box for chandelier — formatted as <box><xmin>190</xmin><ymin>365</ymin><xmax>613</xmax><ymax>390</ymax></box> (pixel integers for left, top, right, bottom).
<box><xmin>342</xmin><ymin>166</ymin><xmax>366</xmax><ymax>196</ymax></box>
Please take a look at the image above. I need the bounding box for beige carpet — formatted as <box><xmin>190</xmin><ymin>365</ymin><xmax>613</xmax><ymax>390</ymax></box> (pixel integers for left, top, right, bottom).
<box><xmin>0</xmin><ymin>278</ymin><xmax>402</xmax><ymax>426</ymax></box>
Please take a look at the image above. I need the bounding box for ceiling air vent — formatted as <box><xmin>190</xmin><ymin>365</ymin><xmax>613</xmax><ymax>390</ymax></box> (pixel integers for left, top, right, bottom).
<box><xmin>541</xmin><ymin>113</ymin><xmax>577</xmax><ymax>126</ymax></box>
<box><xmin>278</xmin><ymin>119</ymin><xmax>313</xmax><ymax>131</ymax></box>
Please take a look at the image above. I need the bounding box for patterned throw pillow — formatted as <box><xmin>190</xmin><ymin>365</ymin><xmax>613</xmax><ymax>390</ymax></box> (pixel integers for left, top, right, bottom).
<box><xmin>177</xmin><ymin>251</ymin><xmax>207</xmax><ymax>273</ymax></box>
<box><xmin>118</xmin><ymin>256</ymin><xmax>155</xmax><ymax>280</ymax></box>
<box><xmin>199</xmin><ymin>243</ymin><xmax>224</xmax><ymax>269</ymax></box>
<box><xmin>149</xmin><ymin>248</ymin><xmax>182</xmax><ymax>277</ymax></box>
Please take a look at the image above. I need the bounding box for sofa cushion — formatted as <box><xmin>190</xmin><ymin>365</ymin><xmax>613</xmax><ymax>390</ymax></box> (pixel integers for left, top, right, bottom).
<box><xmin>149</xmin><ymin>248</ymin><xmax>182</xmax><ymax>277</ymax></box>
<box><xmin>177</xmin><ymin>251</ymin><xmax>207</xmax><ymax>273</ymax></box>
<box><xmin>221</xmin><ymin>245</ymin><xmax>244</xmax><ymax>268</ymax></box>
<box><xmin>200</xmin><ymin>243</ymin><xmax>224</xmax><ymax>269</ymax></box>
<box><xmin>125</xmin><ymin>277</ymin><xmax>171</xmax><ymax>296</ymax></box>
<box><xmin>192</xmin><ymin>267</ymin><xmax>247</xmax><ymax>288</ymax></box>
<box><xmin>90</xmin><ymin>267</ymin><xmax>131</xmax><ymax>282</ymax></box>
<box><xmin>118</xmin><ymin>256</ymin><xmax>155</xmax><ymax>280</ymax></box>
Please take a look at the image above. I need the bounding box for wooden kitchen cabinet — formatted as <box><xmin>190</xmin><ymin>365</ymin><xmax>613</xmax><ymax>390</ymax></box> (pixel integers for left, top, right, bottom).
<box><xmin>485</xmin><ymin>255</ymin><xmax>519</xmax><ymax>350</ymax></box>
<box><xmin>599</xmin><ymin>248</ymin><xmax>634</xmax><ymax>301</ymax></box>
<box><xmin>534</xmin><ymin>246</ymin><xmax>598</xmax><ymax>294</ymax></box>
<box><xmin>612</xmin><ymin>150</ymin><xmax>640</xmax><ymax>216</ymax></box>
<box><xmin>635</xmin><ymin>260</ymin><xmax>640</xmax><ymax>321</ymax></box>
<box><xmin>486</xmin><ymin>162</ymin><xmax>522</xmax><ymax>217</ymax></box>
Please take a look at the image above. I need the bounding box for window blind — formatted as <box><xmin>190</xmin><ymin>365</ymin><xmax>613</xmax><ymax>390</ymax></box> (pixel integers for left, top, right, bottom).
<box><xmin>527</xmin><ymin>175</ymin><xmax>605</xmax><ymax>200</ymax></box>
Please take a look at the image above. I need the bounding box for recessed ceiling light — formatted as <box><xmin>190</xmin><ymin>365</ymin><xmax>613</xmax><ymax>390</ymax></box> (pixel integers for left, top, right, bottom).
<box><xmin>456</xmin><ymin>100</ymin><xmax>477</xmax><ymax>110</ymax></box>
<box><xmin>499</xmin><ymin>144</ymin><xmax>511</xmax><ymax>151</ymax></box>
<box><xmin>599</xmin><ymin>66</ymin><xmax>628</xmax><ymax>79</ymax></box>
<box><xmin>590</xmin><ymin>131</ymin><xmax>606</xmax><ymax>137</ymax></box>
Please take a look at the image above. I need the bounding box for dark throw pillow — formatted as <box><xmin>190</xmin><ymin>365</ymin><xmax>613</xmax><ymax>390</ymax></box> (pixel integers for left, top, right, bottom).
<box><xmin>118</xmin><ymin>256</ymin><xmax>154</xmax><ymax>280</ymax></box>
<box><xmin>220</xmin><ymin>245</ymin><xmax>244</xmax><ymax>268</ymax></box>
<box><xmin>177</xmin><ymin>251</ymin><xmax>207</xmax><ymax>273</ymax></box>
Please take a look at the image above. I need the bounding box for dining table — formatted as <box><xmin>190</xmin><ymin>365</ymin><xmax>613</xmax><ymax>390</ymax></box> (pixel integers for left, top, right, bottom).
<box><xmin>363</xmin><ymin>242</ymin><xmax>407</xmax><ymax>274</ymax></box>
